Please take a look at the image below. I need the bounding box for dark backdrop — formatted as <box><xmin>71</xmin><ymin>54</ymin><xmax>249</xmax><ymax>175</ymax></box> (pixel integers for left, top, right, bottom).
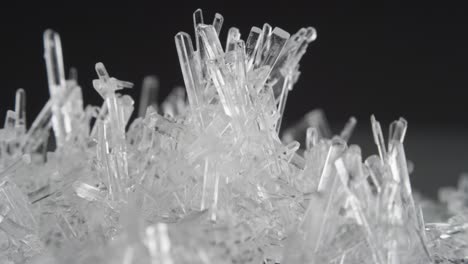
<box><xmin>1</xmin><ymin>2</ymin><xmax>467</xmax><ymax>198</ymax></box>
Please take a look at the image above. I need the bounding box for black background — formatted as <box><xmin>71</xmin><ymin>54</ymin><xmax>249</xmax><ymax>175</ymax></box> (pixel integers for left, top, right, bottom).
<box><xmin>1</xmin><ymin>1</ymin><xmax>467</xmax><ymax>198</ymax></box>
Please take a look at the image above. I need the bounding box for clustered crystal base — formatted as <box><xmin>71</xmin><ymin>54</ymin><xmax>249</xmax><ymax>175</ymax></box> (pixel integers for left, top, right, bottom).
<box><xmin>0</xmin><ymin>9</ymin><xmax>466</xmax><ymax>264</ymax></box>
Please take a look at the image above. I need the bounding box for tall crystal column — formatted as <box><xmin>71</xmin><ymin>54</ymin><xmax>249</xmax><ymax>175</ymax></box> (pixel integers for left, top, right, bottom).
<box><xmin>43</xmin><ymin>30</ymin><xmax>67</xmax><ymax>148</ymax></box>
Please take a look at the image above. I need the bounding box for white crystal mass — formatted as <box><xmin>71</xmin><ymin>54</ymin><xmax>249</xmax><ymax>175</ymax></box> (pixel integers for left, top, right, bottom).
<box><xmin>0</xmin><ymin>9</ymin><xmax>466</xmax><ymax>264</ymax></box>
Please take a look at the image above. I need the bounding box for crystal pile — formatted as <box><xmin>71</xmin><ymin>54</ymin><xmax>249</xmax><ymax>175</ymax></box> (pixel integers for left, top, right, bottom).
<box><xmin>0</xmin><ymin>9</ymin><xmax>467</xmax><ymax>264</ymax></box>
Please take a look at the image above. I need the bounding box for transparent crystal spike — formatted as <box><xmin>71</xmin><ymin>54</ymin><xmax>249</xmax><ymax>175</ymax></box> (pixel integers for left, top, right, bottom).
<box><xmin>193</xmin><ymin>8</ymin><xmax>204</xmax><ymax>52</ymax></box>
<box><xmin>388</xmin><ymin>141</ymin><xmax>414</xmax><ymax>198</ymax></box>
<box><xmin>3</xmin><ymin>110</ymin><xmax>16</xmax><ymax>134</ymax></box>
<box><xmin>340</xmin><ymin>116</ymin><xmax>357</xmax><ymax>142</ymax></box>
<box><xmin>275</xmin><ymin>74</ymin><xmax>292</xmax><ymax>133</ymax></box>
<box><xmin>317</xmin><ymin>138</ymin><xmax>346</xmax><ymax>192</ymax></box>
<box><xmin>197</xmin><ymin>24</ymin><xmax>239</xmax><ymax>117</ymax></box>
<box><xmin>138</xmin><ymin>75</ymin><xmax>159</xmax><ymax>117</ymax></box>
<box><xmin>212</xmin><ymin>13</ymin><xmax>224</xmax><ymax>36</ymax></box>
<box><xmin>175</xmin><ymin>32</ymin><xmax>202</xmax><ymax>111</ymax></box>
<box><xmin>226</xmin><ymin>27</ymin><xmax>241</xmax><ymax>52</ymax></box>
<box><xmin>43</xmin><ymin>29</ymin><xmax>67</xmax><ymax>148</ymax></box>
<box><xmin>306</xmin><ymin>127</ymin><xmax>319</xmax><ymax>150</ymax></box>
<box><xmin>388</xmin><ymin>117</ymin><xmax>408</xmax><ymax>151</ymax></box>
<box><xmin>200</xmin><ymin>158</ymin><xmax>220</xmax><ymax>221</ymax></box>
<box><xmin>43</xmin><ymin>30</ymin><xmax>66</xmax><ymax>96</ymax></box>
<box><xmin>197</xmin><ymin>24</ymin><xmax>224</xmax><ymax>60</ymax></box>
<box><xmin>14</xmin><ymin>88</ymin><xmax>26</xmax><ymax>133</ymax></box>
<box><xmin>161</xmin><ymin>86</ymin><xmax>187</xmax><ymax>117</ymax></box>
<box><xmin>254</xmin><ymin>26</ymin><xmax>290</xmax><ymax>81</ymax></box>
<box><xmin>371</xmin><ymin>115</ymin><xmax>387</xmax><ymax>163</ymax></box>
<box><xmin>245</xmin><ymin>27</ymin><xmax>262</xmax><ymax>70</ymax></box>
<box><xmin>252</xmin><ymin>23</ymin><xmax>272</xmax><ymax>69</ymax></box>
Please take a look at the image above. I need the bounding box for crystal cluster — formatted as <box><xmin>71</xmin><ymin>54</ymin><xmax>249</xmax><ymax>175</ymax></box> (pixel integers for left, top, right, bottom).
<box><xmin>0</xmin><ymin>9</ymin><xmax>467</xmax><ymax>264</ymax></box>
